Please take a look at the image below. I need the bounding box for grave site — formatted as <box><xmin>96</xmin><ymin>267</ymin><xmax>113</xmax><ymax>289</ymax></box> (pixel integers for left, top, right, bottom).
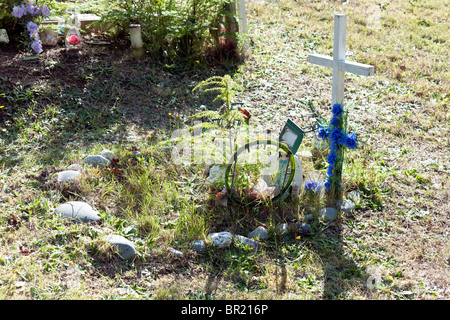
<box><xmin>0</xmin><ymin>0</ymin><xmax>449</xmax><ymax>301</ymax></box>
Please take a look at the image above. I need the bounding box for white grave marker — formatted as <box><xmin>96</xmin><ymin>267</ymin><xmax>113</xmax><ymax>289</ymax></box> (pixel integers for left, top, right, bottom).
<box><xmin>236</xmin><ymin>0</ymin><xmax>248</xmax><ymax>34</ymax></box>
<box><xmin>308</xmin><ymin>14</ymin><xmax>374</xmax><ymax>105</ymax></box>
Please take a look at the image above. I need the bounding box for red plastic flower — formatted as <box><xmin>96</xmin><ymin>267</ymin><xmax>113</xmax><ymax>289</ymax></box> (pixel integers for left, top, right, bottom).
<box><xmin>239</xmin><ymin>108</ymin><xmax>251</xmax><ymax>123</ymax></box>
<box><xmin>67</xmin><ymin>35</ymin><xmax>81</xmax><ymax>45</ymax></box>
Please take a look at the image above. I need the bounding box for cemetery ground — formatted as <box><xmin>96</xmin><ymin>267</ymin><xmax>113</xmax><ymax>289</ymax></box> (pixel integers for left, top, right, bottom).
<box><xmin>0</xmin><ymin>0</ymin><xmax>448</xmax><ymax>300</ymax></box>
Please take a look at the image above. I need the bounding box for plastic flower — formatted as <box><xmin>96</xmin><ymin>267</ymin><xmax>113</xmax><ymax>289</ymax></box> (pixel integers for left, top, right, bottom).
<box><xmin>327</xmin><ymin>164</ymin><xmax>335</xmax><ymax>177</ymax></box>
<box><xmin>327</xmin><ymin>153</ymin><xmax>337</xmax><ymax>166</ymax></box>
<box><xmin>344</xmin><ymin>133</ymin><xmax>358</xmax><ymax>149</ymax></box>
<box><xmin>329</xmin><ymin>127</ymin><xmax>344</xmax><ymax>144</ymax></box>
<box><xmin>27</xmin><ymin>21</ymin><xmax>38</xmax><ymax>33</ymax></box>
<box><xmin>330</xmin><ymin>141</ymin><xmax>338</xmax><ymax>154</ymax></box>
<box><xmin>67</xmin><ymin>35</ymin><xmax>81</xmax><ymax>45</ymax></box>
<box><xmin>330</xmin><ymin>115</ymin><xmax>340</xmax><ymax>127</ymax></box>
<box><xmin>30</xmin><ymin>32</ymin><xmax>39</xmax><ymax>40</ymax></box>
<box><xmin>318</xmin><ymin>126</ymin><xmax>329</xmax><ymax>140</ymax></box>
<box><xmin>12</xmin><ymin>5</ymin><xmax>26</xmax><ymax>18</ymax></box>
<box><xmin>41</xmin><ymin>4</ymin><xmax>50</xmax><ymax>18</ymax></box>
<box><xmin>30</xmin><ymin>39</ymin><xmax>42</xmax><ymax>53</ymax></box>
<box><xmin>324</xmin><ymin>180</ymin><xmax>331</xmax><ymax>192</ymax></box>
<box><xmin>331</xmin><ymin>103</ymin><xmax>344</xmax><ymax>117</ymax></box>
<box><xmin>304</xmin><ymin>180</ymin><xmax>322</xmax><ymax>195</ymax></box>
<box><xmin>26</xmin><ymin>2</ymin><xmax>41</xmax><ymax>16</ymax></box>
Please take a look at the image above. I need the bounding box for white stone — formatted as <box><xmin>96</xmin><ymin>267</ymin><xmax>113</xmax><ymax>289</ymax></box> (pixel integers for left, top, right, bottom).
<box><xmin>83</xmin><ymin>155</ymin><xmax>110</xmax><ymax>168</ymax></box>
<box><xmin>346</xmin><ymin>190</ymin><xmax>361</xmax><ymax>204</ymax></box>
<box><xmin>248</xmin><ymin>226</ymin><xmax>269</xmax><ymax>240</ymax></box>
<box><xmin>0</xmin><ymin>29</ymin><xmax>9</xmax><ymax>44</ymax></box>
<box><xmin>67</xmin><ymin>163</ymin><xmax>83</xmax><ymax>171</ymax></box>
<box><xmin>275</xmin><ymin>223</ymin><xmax>289</xmax><ymax>235</ymax></box>
<box><xmin>168</xmin><ymin>247</ymin><xmax>184</xmax><ymax>257</ymax></box>
<box><xmin>320</xmin><ymin>207</ymin><xmax>338</xmax><ymax>221</ymax></box>
<box><xmin>100</xmin><ymin>149</ymin><xmax>114</xmax><ymax>160</ymax></box>
<box><xmin>57</xmin><ymin>170</ymin><xmax>81</xmax><ymax>182</ymax></box>
<box><xmin>337</xmin><ymin>199</ymin><xmax>356</xmax><ymax>213</ymax></box>
<box><xmin>208</xmin><ymin>231</ymin><xmax>233</xmax><ymax>248</ymax></box>
<box><xmin>105</xmin><ymin>234</ymin><xmax>136</xmax><ymax>260</ymax></box>
<box><xmin>190</xmin><ymin>240</ymin><xmax>206</xmax><ymax>253</ymax></box>
<box><xmin>297</xmin><ymin>150</ymin><xmax>313</xmax><ymax>159</ymax></box>
<box><xmin>234</xmin><ymin>235</ymin><xmax>261</xmax><ymax>250</ymax></box>
<box><xmin>55</xmin><ymin>201</ymin><xmax>101</xmax><ymax>223</ymax></box>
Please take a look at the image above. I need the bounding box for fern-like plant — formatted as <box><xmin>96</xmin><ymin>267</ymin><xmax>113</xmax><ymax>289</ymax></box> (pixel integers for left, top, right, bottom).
<box><xmin>191</xmin><ymin>74</ymin><xmax>246</xmax><ymax>128</ymax></box>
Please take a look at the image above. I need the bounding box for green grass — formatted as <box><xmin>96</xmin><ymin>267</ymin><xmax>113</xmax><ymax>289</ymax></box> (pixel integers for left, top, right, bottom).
<box><xmin>0</xmin><ymin>0</ymin><xmax>449</xmax><ymax>300</ymax></box>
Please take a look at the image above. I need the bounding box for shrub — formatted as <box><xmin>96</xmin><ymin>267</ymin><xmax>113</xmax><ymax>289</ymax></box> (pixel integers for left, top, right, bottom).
<box><xmin>97</xmin><ymin>0</ymin><xmax>238</xmax><ymax>62</ymax></box>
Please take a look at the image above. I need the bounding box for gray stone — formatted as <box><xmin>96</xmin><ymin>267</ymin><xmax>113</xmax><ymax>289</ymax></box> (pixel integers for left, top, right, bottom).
<box><xmin>190</xmin><ymin>240</ymin><xmax>206</xmax><ymax>253</ymax></box>
<box><xmin>105</xmin><ymin>234</ymin><xmax>136</xmax><ymax>260</ymax></box>
<box><xmin>234</xmin><ymin>235</ymin><xmax>261</xmax><ymax>250</ymax></box>
<box><xmin>320</xmin><ymin>207</ymin><xmax>338</xmax><ymax>221</ymax></box>
<box><xmin>56</xmin><ymin>170</ymin><xmax>81</xmax><ymax>183</ymax></box>
<box><xmin>168</xmin><ymin>247</ymin><xmax>183</xmax><ymax>257</ymax></box>
<box><xmin>208</xmin><ymin>231</ymin><xmax>233</xmax><ymax>248</ymax></box>
<box><xmin>55</xmin><ymin>201</ymin><xmax>101</xmax><ymax>223</ymax></box>
<box><xmin>297</xmin><ymin>222</ymin><xmax>312</xmax><ymax>234</ymax></box>
<box><xmin>304</xmin><ymin>214</ymin><xmax>314</xmax><ymax>222</ymax></box>
<box><xmin>100</xmin><ymin>149</ymin><xmax>114</xmax><ymax>160</ymax></box>
<box><xmin>83</xmin><ymin>155</ymin><xmax>110</xmax><ymax>168</ymax></box>
<box><xmin>275</xmin><ymin>223</ymin><xmax>289</xmax><ymax>235</ymax></box>
<box><xmin>337</xmin><ymin>199</ymin><xmax>356</xmax><ymax>213</ymax></box>
<box><xmin>67</xmin><ymin>163</ymin><xmax>83</xmax><ymax>171</ymax></box>
<box><xmin>248</xmin><ymin>226</ymin><xmax>269</xmax><ymax>240</ymax></box>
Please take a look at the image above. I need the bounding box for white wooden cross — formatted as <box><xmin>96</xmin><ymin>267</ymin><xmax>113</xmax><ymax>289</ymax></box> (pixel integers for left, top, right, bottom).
<box><xmin>308</xmin><ymin>14</ymin><xmax>374</xmax><ymax>105</ymax></box>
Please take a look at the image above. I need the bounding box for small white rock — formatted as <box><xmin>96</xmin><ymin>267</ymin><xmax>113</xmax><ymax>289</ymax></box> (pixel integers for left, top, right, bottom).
<box><xmin>248</xmin><ymin>226</ymin><xmax>269</xmax><ymax>240</ymax></box>
<box><xmin>67</xmin><ymin>163</ymin><xmax>83</xmax><ymax>172</ymax></box>
<box><xmin>320</xmin><ymin>207</ymin><xmax>338</xmax><ymax>221</ymax></box>
<box><xmin>168</xmin><ymin>247</ymin><xmax>184</xmax><ymax>257</ymax></box>
<box><xmin>100</xmin><ymin>149</ymin><xmax>115</xmax><ymax>160</ymax></box>
<box><xmin>83</xmin><ymin>155</ymin><xmax>110</xmax><ymax>168</ymax></box>
<box><xmin>337</xmin><ymin>199</ymin><xmax>356</xmax><ymax>213</ymax></box>
<box><xmin>208</xmin><ymin>231</ymin><xmax>233</xmax><ymax>249</ymax></box>
<box><xmin>234</xmin><ymin>235</ymin><xmax>261</xmax><ymax>250</ymax></box>
<box><xmin>57</xmin><ymin>170</ymin><xmax>81</xmax><ymax>183</ymax></box>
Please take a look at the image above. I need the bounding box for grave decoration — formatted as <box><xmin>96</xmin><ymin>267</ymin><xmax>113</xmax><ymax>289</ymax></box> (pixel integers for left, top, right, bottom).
<box><xmin>308</xmin><ymin>14</ymin><xmax>374</xmax><ymax>201</ymax></box>
<box><xmin>224</xmin><ymin>118</ymin><xmax>316</xmax><ymax>207</ymax></box>
<box><xmin>11</xmin><ymin>0</ymin><xmax>51</xmax><ymax>54</ymax></box>
<box><xmin>64</xmin><ymin>11</ymin><xmax>82</xmax><ymax>56</ymax></box>
<box><xmin>316</xmin><ymin>103</ymin><xmax>357</xmax><ymax>199</ymax></box>
<box><xmin>129</xmin><ymin>24</ymin><xmax>144</xmax><ymax>58</ymax></box>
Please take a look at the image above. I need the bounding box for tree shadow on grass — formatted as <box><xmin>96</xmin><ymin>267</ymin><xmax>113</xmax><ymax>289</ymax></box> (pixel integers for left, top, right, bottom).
<box><xmin>0</xmin><ymin>45</ymin><xmax>242</xmax><ymax>169</ymax></box>
<box><xmin>197</xmin><ymin>205</ymin><xmax>366</xmax><ymax>300</ymax></box>
<box><xmin>311</xmin><ymin>215</ymin><xmax>365</xmax><ymax>299</ymax></box>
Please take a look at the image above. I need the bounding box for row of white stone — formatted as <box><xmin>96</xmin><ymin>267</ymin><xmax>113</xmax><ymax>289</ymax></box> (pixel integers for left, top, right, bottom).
<box><xmin>53</xmin><ymin>148</ymin><xmax>357</xmax><ymax>260</ymax></box>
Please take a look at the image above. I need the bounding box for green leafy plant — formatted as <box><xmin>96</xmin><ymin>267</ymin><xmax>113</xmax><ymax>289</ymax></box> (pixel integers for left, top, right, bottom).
<box><xmin>95</xmin><ymin>0</ymin><xmax>236</xmax><ymax>61</ymax></box>
<box><xmin>191</xmin><ymin>74</ymin><xmax>246</xmax><ymax>128</ymax></box>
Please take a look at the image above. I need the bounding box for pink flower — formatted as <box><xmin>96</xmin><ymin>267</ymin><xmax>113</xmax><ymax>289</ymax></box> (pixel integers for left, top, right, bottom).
<box><xmin>67</xmin><ymin>35</ymin><xmax>81</xmax><ymax>45</ymax></box>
